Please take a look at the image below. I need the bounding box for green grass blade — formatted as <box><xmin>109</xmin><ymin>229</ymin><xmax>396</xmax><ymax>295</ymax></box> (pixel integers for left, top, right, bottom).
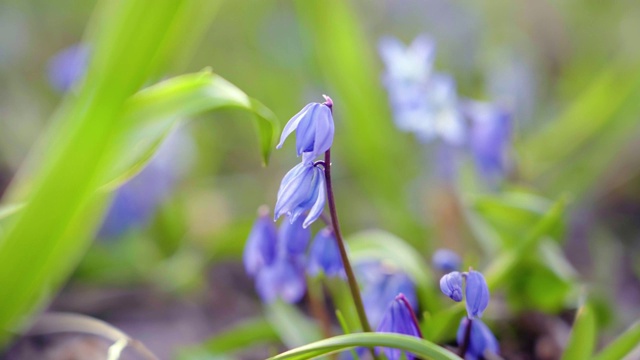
<box><xmin>268</xmin><ymin>333</ymin><xmax>461</xmax><ymax>360</ymax></box>
<box><xmin>0</xmin><ymin>0</ymin><xmax>218</xmax><ymax>338</ymax></box>
<box><xmin>264</xmin><ymin>300</ymin><xmax>322</xmax><ymax>349</ymax></box>
<box><xmin>562</xmin><ymin>303</ymin><xmax>597</xmax><ymax>360</ymax></box>
<box><xmin>592</xmin><ymin>321</ymin><xmax>640</xmax><ymax>360</ymax></box>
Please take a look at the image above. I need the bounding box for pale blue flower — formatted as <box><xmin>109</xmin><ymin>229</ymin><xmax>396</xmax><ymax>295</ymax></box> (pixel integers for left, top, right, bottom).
<box><xmin>379</xmin><ymin>35</ymin><xmax>435</xmax><ymax>84</ymax></box>
<box><xmin>307</xmin><ymin>228</ymin><xmax>344</xmax><ymax>278</ymax></box>
<box><xmin>440</xmin><ymin>271</ymin><xmax>463</xmax><ymax>302</ymax></box>
<box><xmin>277</xmin><ymin>97</ymin><xmax>334</xmax><ymax>160</ymax></box>
<box><xmin>243</xmin><ymin>209</ymin><xmax>278</xmax><ymax>276</ymax></box>
<box><xmin>465</xmin><ymin>270</ymin><xmax>489</xmax><ymax>318</ymax></box>
<box><xmin>433</xmin><ymin>248</ymin><xmax>462</xmax><ymax>272</ymax></box>
<box><xmin>456</xmin><ymin>318</ymin><xmax>499</xmax><ymax>360</ymax></box>
<box><xmin>274</xmin><ymin>161</ymin><xmax>326</xmax><ymax>228</ymax></box>
<box><xmin>376</xmin><ymin>293</ymin><xmax>422</xmax><ymax>360</ymax></box>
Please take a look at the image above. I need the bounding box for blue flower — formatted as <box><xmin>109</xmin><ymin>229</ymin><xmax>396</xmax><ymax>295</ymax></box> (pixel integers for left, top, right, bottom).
<box><xmin>440</xmin><ymin>271</ymin><xmax>463</xmax><ymax>302</ymax></box>
<box><xmin>456</xmin><ymin>318</ymin><xmax>499</xmax><ymax>360</ymax></box>
<box><xmin>255</xmin><ymin>256</ymin><xmax>306</xmax><ymax>304</ymax></box>
<box><xmin>432</xmin><ymin>248</ymin><xmax>462</xmax><ymax>272</ymax></box>
<box><xmin>278</xmin><ymin>215</ymin><xmax>311</xmax><ymax>258</ymax></box>
<box><xmin>463</xmin><ymin>100</ymin><xmax>512</xmax><ymax>183</ymax></box>
<box><xmin>465</xmin><ymin>270</ymin><xmax>489</xmax><ymax>318</ymax></box>
<box><xmin>274</xmin><ymin>161</ymin><xmax>326</xmax><ymax>228</ymax></box>
<box><xmin>47</xmin><ymin>44</ymin><xmax>89</xmax><ymax>92</ymax></box>
<box><xmin>376</xmin><ymin>293</ymin><xmax>422</xmax><ymax>360</ymax></box>
<box><xmin>243</xmin><ymin>208</ymin><xmax>278</xmax><ymax>276</ymax></box>
<box><xmin>307</xmin><ymin>228</ymin><xmax>344</xmax><ymax>278</ymax></box>
<box><xmin>357</xmin><ymin>262</ymin><xmax>417</xmax><ymax>328</ymax></box>
<box><xmin>379</xmin><ymin>35</ymin><xmax>435</xmax><ymax>84</ymax></box>
<box><xmin>277</xmin><ymin>97</ymin><xmax>334</xmax><ymax>160</ymax></box>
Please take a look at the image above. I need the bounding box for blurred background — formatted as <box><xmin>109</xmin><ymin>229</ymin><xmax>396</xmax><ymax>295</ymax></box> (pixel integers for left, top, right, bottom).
<box><xmin>0</xmin><ymin>0</ymin><xmax>639</xmax><ymax>359</ymax></box>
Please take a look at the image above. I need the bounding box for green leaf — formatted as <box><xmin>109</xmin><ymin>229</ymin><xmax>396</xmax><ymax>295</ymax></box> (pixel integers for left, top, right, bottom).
<box><xmin>562</xmin><ymin>303</ymin><xmax>597</xmax><ymax>360</ymax></box>
<box><xmin>592</xmin><ymin>321</ymin><xmax>640</xmax><ymax>360</ymax></box>
<box><xmin>0</xmin><ymin>0</ymin><xmax>219</xmax><ymax>338</ymax></box>
<box><xmin>264</xmin><ymin>300</ymin><xmax>322</xmax><ymax>349</ymax></box>
<box><xmin>269</xmin><ymin>333</ymin><xmax>461</xmax><ymax>360</ymax></box>
<box><xmin>346</xmin><ymin>230</ymin><xmax>441</xmax><ymax>313</ymax></box>
<box><xmin>177</xmin><ymin>318</ymin><xmax>279</xmax><ymax>360</ymax></box>
<box><xmin>102</xmin><ymin>69</ymin><xmax>279</xmax><ymax>190</ymax></box>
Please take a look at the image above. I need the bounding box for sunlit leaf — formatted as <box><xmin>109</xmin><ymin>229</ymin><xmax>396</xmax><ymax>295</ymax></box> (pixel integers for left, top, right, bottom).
<box><xmin>562</xmin><ymin>303</ymin><xmax>597</xmax><ymax>360</ymax></box>
<box><xmin>592</xmin><ymin>321</ymin><xmax>640</xmax><ymax>360</ymax></box>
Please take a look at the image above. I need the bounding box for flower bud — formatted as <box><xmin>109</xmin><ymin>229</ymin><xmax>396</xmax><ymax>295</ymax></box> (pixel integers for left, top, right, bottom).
<box><xmin>376</xmin><ymin>293</ymin><xmax>422</xmax><ymax>360</ymax></box>
<box><xmin>440</xmin><ymin>271</ymin><xmax>463</xmax><ymax>302</ymax></box>
<box><xmin>277</xmin><ymin>100</ymin><xmax>334</xmax><ymax>160</ymax></box>
<box><xmin>456</xmin><ymin>318</ymin><xmax>499</xmax><ymax>360</ymax></box>
<box><xmin>307</xmin><ymin>228</ymin><xmax>344</xmax><ymax>278</ymax></box>
<box><xmin>432</xmin><ymin>248</ymin><xmax>461</xmax><ymax>272</ymax></box>
<box><xmin>243</xmin><ymin>209</ymin><xmax>278</xmax><ymax>276</ymax></box>
<box><xmin>465</xmin><ymin>270</ymin><xmax>490</xmax><ymax>318</ymax></box>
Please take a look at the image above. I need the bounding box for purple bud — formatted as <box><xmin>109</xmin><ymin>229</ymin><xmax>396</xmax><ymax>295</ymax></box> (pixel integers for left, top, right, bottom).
<box><xmin>274</xmin><ymin>162</ymin><xmax>326</xmax><ymax>228</ymax></box>
<box><xmin>47</xmin><ymin>44</ymin><xmax>89</xmax><ymax>92</ymax></box>
<box><xmin>465</xmin><ymin>270</ymin><xmax>490</xmax><ymax>318</ymax></box>
<box><xmin>376</xmin><ymin>293</ymin><xmax>422</xmax><ymax>360</ymax></box>
<box><xmin>278</xmin><ymin>216</ymin><xmax>311</xmax><ymax>257</ymax></box>
<box><xmin>307</xmin><ymin>228</ymin><xmax>344</xmax><ymax>278</ymax></box>
<box><xmin>432</xmin><ymin>248</ymin><xmax>462</xmax><ymax>272</ymax></box>
<box><xmin>456</xmin><ymin>318</ymin><xmax>499</xmax><ymax>360</ymax></box>
<box><xmin>243</xmin><ymin>209</ymin><xmax>278</xmax><ymax>276</ymax></box>
<box><xmin>277</xmin><ymin>100</ymin><xmax>334</xmax><ymax>160</ymax></box>
<box><xmin>440</xmin><ymin>271</ymin><xmax>463</xmax><ymax>302</ymax></box>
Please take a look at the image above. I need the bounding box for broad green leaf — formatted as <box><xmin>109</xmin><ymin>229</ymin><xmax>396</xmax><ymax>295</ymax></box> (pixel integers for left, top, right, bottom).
<box><xmin>177</xmin><ymin>318</ymin><xmax>279</xmax><ymax>360</ymax></box>
<box><xmin>102</xmin><ymin>69</ymin><xmax>279</xmax><ymax>190</ymax></box>
<box><xmin>0</xmin><ymin>0</ymin><xmax>219</xmax><ymax>337</ymax></box>
<box><xmin>592</xmin><ymin>321</ymin><xmax>640</xmax><ymax>360</ymax></box>
<box><xmin>346</xmin><ymin>230</ymin><xmax>441</xmax><ymax>313</ymax></box>
<box><xmin>562</xmin><ymin>304</ymin><xmax>597</xmax><ymax>360</ymax></box>
<box><xmin>269</xmin><ymin>333</ymin><xmax>461</xmax><ymax>360</ymax></box>
<box><xmin>265</xmin><ymin>300</ymin><xmax>322</xmax><ymax>349</ymax></box>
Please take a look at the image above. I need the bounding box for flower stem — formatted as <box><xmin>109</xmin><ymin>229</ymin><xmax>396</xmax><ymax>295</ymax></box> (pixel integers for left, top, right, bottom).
<box><xmin>323</xmin><ymin>149</ymin><xmax>372</xmax><ymax>334</ymax></box>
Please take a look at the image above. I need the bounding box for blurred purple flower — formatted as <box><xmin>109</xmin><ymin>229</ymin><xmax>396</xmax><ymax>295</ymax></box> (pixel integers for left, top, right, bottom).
<box><xmin>465</xmin><ymin>270</ymin><xmax>489</xmax><ymax>318</ymax></box>
<box><xmin>47</xmin><ymin>44</ymin><xmax>89</xmax><ymax>92</ymax></box>
<box><xmin>463</xmin><ymin>100</ymin><xmax>512</xmax><ymax>183</ymax></box>
<box><xmin>457</xmin><ymin>318</ymin><xmax>499</xmax><ymax>360</ymax></box>
<box><xmin>274</xmin><ymin>161</ymin><xmax>326</xmax><ymax>228</ymax></box>
<box><xmin>243</xmin><ymin>209</ymin><xmax>278</xmax><ymax>276</ymax></box>
<box><xmin>357</xmin><ymin>261</ymin><xmax>417</xmax><ymax>328</ymax></box>
<box><xmin>98</xmin><ymin>131</ymin><xmax>194</xmax><ymax>238</ymax></box>
<box><xmin>277</xmin><ymin>97</ymin><xmax>334</xmax><ymax>160</ymax></box>
<box><xmin>379</xmin><ymin>35</ymin><xmax>466</xmax><ymax>146</ymax></box>
<box><xmin>440</xmin><ymin>271</ymin><xmax>463</xmax><ymax>302</ymax></box>
<box><xmin>307</xmin><ymin>228</ymin><xmax>344</xmax><ymax>278</ymax></box>
<box><xmin>376</xmin><ymin>293</ymin><xmax>422</xmax><ymax>360</ymax></box>
<box><xmin>278</xmin><ymin>215</ymin><xmax>311</xmax><ymax>258</ymax></box>
<box><xmin>433</xmin><ymin>248</ymin><xmax>461</xmax><ymax>272</ymax></box>
<box><xmin>255</xmin><ymin>256</ymin><xmax>306</xmax><ymax>304</ymax></box>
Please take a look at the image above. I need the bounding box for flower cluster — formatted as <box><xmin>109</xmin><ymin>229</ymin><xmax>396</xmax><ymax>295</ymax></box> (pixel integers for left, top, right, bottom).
<box><xmin>440</xmin><ymin>269</ymin><xmax>499</xmax><ymax>359</ymax></box>
<box><xmin>273</xmin><ymin>96</ymin><xmax>335</xmax><ymax>228</ymax></box>
<box><xmin>379</xmin><ymin>35</ymin><xmax>512</xmax><ymax>183</ymax></box>
<box><xmin>243</xmin><ymin>208</ymin><xmax>344</xmax><ymax>303</ymax></box>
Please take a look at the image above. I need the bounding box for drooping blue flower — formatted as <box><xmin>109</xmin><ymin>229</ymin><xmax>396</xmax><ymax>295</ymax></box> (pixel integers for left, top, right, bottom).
<box><xmin>274</xmin><ymin>161</ymin><xmax>326</xmax><ymax>228</ymax></box>
<box><xmin>307</xmin><ymin>228</ymin><xmax>344</xmax><ymax>278</ymax></box>
<box><xmin>47</xmin><ymin>44</ymin><xmax>89</xmax><ymax>92</ymax></box>
<box><xmin>432</xmin><ymin>248</ymin><xmax>462</xmax><ymax>272</ymax></box>
<box><xmin>278</xmin><ymin>215</ymin><xmax>311</xmax><ymax>258</ymax></box>
<box><xmin>376</xmin><ymin>293</ymin><xmax>422</xmax><ymax>360</ymax></box>
<box><xmin>440</xmin><ymin>271</ymin><xmax>464</xmax><ymax>302</ymax></box>
<box><xmin>456</xmin><ymin>318</ymin><xmax>499</xmax><ymax>360</ymax></box>
<box><xmin>255</xmin><ymin>256</ymin><xmax>306</xmax><ymax>304</ymax></box>
<box><xmin>358</xmin><ymin>262</ymin><xmax>417</xmax><ymax>328</ymax></box>
<box><xmin>243</xmin><ymin>208</ymin><xmax>278</xmax><ymax>276</ymax></box>
<box><xmin>465</xmin><ymin>270</ymin><xmax>490</xmax><ymax>318</ymax></box>
<box><xmin>276</xmin><ymin>97</ymin><xmax>334</xmax><ymax>160</ymax></box>
<box><xmin>463</xmin><ymin>100</ymin><xmax>512</xmax><ymax>183</ymax></box>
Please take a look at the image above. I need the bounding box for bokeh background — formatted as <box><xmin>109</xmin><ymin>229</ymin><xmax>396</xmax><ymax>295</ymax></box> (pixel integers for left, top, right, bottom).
<box><xmin>0</xmin><ymin>0</ymin><xmax>639</xmax><ymax>359</ymax></box>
